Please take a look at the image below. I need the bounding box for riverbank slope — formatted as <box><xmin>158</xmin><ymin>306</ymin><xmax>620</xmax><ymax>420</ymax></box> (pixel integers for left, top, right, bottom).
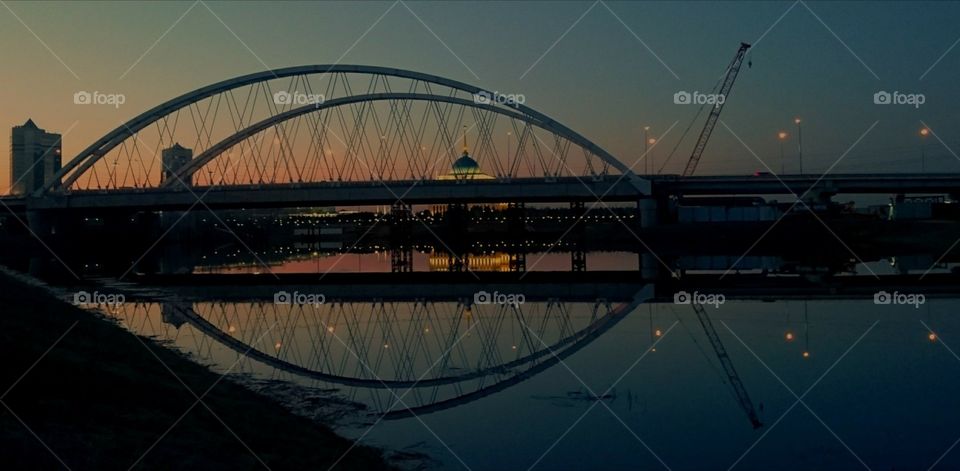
<box><xmin>0</xmin><ymin>272</ymin><xmax>392</xmax><ymax>470</ymax></box>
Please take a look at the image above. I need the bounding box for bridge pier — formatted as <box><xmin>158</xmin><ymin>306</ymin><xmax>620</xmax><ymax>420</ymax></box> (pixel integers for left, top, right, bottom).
<box><xmin>637</xmin><ymin>198</ymin><xmax>659</xmax><ymax>228</ymax></box>
<box><xmin>25</xmin><ymin>208</ymin><xmax>58</xmax><ymax>238</ymax></box>
<box><xmin>639</xmin><ymin>253</ymin><xmax>662</xmax><ymax>280</ymax></box>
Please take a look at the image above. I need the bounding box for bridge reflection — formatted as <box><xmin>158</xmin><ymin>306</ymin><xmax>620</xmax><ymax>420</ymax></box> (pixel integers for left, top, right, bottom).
<box><xmin>105</xmin><ymin>292</ymin><xmax>646</xmax><ymax>420</ymax></box>
<box><xmin>90</xmin><ymin>269</ymin><xmax>960</xmax><ymax>425</ymax></box>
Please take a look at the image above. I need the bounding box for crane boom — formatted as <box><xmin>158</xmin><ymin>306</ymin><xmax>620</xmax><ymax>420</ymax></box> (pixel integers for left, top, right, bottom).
<box><xmin>682</xmin><ymin>42</ymin><xmax>751</xmax><ymax>177</ymax></box>
<box><xmin>691</xmin><ymin>303</ymin><xmax>763</xmax><ymax>429</ymax></box>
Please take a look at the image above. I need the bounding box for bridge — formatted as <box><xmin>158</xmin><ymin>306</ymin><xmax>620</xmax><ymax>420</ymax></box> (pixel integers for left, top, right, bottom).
<box><xmin>7</xmin><ymin>64</ymin><xmax>959</xmax><ymax>227</ymax></box>
<box><xmin>14</xmin><ymin>173</ymin><xmax>960</xmax><ymax>212</ymax></box>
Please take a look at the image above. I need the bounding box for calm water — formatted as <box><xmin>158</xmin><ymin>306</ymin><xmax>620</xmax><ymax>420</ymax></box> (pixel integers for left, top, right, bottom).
<box><xmin>75</xmin><ymin>271</ymin><xmax>960</xmax><ymax>470</ymax></box>
<box><xmin>9</xmin><ymin>209</ymin><xmax>960</xmax><ymax>470</ymax></box>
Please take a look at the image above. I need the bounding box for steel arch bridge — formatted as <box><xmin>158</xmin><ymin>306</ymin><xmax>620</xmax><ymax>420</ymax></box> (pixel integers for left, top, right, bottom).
<box><xmin>41</xmin><ymin>65</ymin><xmax>645</xmax><ymax>198</ymax></box>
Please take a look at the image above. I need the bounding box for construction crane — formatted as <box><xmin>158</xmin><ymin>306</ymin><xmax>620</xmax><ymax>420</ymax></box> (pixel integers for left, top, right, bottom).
<box><xmin>691</xmin><ymin>303</ymin><xmax>763</xmax><ymax>429</ymax></box>
<box><xmin>681</xmin><ymin>42</ymin><xmax>752</xmax><ymax>177</ymax></box>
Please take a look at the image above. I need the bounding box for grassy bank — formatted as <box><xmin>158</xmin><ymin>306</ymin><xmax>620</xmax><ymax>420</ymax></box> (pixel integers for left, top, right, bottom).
<box><xmin>0</xmin><ymin>272</ymin><xmax>393</xmax><ymax>470</ymax></box>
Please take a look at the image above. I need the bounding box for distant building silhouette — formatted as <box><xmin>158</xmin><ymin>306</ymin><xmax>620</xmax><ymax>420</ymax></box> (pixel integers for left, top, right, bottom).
<box><xmin>161</xmin><ymin>143</ymin><xmax>193</xmax><ymax>189</ymax></box>
<box><xmin>10</xmin><ymin>119</ymin><xmax>61</xmax><ymax>195</ymax></box>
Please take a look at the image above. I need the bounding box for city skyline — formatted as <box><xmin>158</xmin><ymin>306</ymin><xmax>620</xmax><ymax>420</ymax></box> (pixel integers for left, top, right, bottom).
<box><xmin>3</xmin><ymin>1</ymin><xmax>960</xmax><ymax>194</ymax></box>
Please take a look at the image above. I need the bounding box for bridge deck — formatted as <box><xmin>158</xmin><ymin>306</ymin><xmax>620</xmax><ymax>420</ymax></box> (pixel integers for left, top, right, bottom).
<box><xmin>18</xmin><ymin>173</ymin><xmax>960</xmax><ymax>211</ymax></box>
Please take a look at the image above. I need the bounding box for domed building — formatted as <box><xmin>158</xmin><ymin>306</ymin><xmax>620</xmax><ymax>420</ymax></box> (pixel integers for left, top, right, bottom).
<box><xmin>430</xmin><ymin>127</ymin><xmax>504</xmax><ymax>218</ymax></box>
<box><xmin>437</xmin><ymin>132</ymin><xmax>493</xmax><ymax>181</ymax></box>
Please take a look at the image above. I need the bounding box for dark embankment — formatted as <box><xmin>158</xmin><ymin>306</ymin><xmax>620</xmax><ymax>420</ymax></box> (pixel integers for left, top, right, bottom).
<box><xmin>0</xmin><ymin>272</ymin><xmax>393</xmax><ymax>470</ymax></box>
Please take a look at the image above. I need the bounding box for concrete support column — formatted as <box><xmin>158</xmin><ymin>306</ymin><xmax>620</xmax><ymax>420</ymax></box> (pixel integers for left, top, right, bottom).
<box><xmin>639</xmin><ymin>253</ymin><xmax>660</xmax><ymax>280</ymax></box>
<box><xmin>638</xmin><ymin>198</ymin><xmax>658</xmax><ymax>228</ymax></box>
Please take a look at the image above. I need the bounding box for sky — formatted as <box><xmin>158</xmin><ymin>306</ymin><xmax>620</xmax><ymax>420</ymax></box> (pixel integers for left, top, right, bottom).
<box><xmin>2</xmin><ymin>0</ymin><xmax>959</xmax><ymax>195</ymax></box>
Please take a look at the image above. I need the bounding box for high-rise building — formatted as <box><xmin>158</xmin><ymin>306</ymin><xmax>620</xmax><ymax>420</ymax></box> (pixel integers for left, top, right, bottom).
<box><xmin>161</xmin><ymin>143</ymin><xmax>193</xmax><ymax>189</ymax></box>
<box><xmin>9</xmin><ymin>119</ymin><xmax>62</xmax><ymax>195</ymax></box>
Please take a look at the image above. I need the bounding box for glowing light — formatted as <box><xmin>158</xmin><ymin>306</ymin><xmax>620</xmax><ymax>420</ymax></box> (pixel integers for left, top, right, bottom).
<box><xmin>228</xmin><ymin>325</ymin><xmax>236</xmax><ymax>333</ymax></box>
<box><xmin>777</xmin><ymin>131</ymin><xmax>788</xmax><ymax>140</ymax></box>
<box><xmin>802</xmin><ymin>351</ymin><xmax>810</xmax><ymax>358</ymax></box>
<box><xmin>327</xmin><ymin>326</ymin><xmax>335</xmax><ymax>333</ymax></box>
<box><xmin>785</xmin><ymin>331</ymin><xmax>795</xmax><ymax>342</ymax></box>
<box><xmin>920</xmin><ymin>128</ymin><xmax>930</xmax><ymax>137</ymax></box>
<box><xmin>929</xmin><ymin>332</ymin><xmax>937</xmax><ymax>342</ymax></box>
<box><xmin>647</xmin><ymin>138</ymin><xmax>657</xmax><ymax>145</ymax></box>
<box><xmin>275</xmin><ymin>342</ymin><xmax>282</xmax><ymax>350</ymax></box>
<box><xmin>383</xmin><ymin>343</ymin><xmax>390</xmax><ymax>349</ymax></box>
<box><xmin>794</xmin><ymin>117</ymin><xmax>801</xmax><ymax>125</ymax></box>
<box><xmin>654</xmin><ymin>329</ymin><xmax>662</xmax><ymax>337</ymax></box>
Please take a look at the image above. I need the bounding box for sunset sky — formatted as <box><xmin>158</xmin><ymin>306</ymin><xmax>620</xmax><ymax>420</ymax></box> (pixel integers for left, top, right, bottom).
<box><xmin>2</xmin><ymin>1</ymin><xmax>959</xmax><ymax>194</ymax></box>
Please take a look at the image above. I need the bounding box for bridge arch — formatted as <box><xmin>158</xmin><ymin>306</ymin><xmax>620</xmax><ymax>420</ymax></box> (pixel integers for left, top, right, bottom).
<box><xmin>164</xmin><ymin>92</ymin><xmax>585</xmax><ymax>188</ymax></box>
<box><xmin>43</xmin><ymin>65</ymin><xmax>637</xmax><ymax>195</ymax></box>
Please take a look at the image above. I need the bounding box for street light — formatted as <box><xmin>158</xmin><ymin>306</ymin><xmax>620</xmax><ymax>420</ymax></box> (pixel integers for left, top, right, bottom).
<box><xmin>920</xmin><ymin>127</ymin><xmax>930</xmax><ymax>172</ymax></box>
<box><xmin>643</xmin><ymin>126</ymin><xmax>651</xmax><ymax>175</ymax></box>
<box><xmin>648</xmin><ymin>136</ymin><xmax>657</xmax><ymax>174</ymax></box>
<box><xmin>794</xmin><ymin>117</ymin><xmax>803</xmax><ymax>174</ymax></box>
<box><xmin>777</xmin><ymin>131</ymin><xmax>788</xmax><ymax>174</ymax></box>
<box><xmin>506</xmin><ymin>131</ymin><xmax>512</xmax><ymax>178</ymax></box>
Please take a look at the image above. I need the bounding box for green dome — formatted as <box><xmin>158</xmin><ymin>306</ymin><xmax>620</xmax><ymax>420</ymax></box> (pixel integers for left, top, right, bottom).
<box><xmin>452</xmin><ymin>152</ymin><xmax>480</xmax><ymax>174</ymax></box>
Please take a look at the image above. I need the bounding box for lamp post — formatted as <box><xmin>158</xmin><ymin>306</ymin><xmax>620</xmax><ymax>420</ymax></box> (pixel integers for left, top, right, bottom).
<box><xmin>643</xmin><ymin>126</ymin><xmax>651</xmax><ymax>175</ymax></box>
<box><xmin>506</xmin><ymin>131</ymin><xmax>512</xmax><ymax>179</ymax></box>
<box><xmin>794</xmin><ymin>117</ymin><xmax>803</xmax><ymax>175</ymax></box>
<box><xmin>920</xmin><ymin>127</ymin><xmax>930</xmax><ymax>172</ymax></box>
<box><xmin>648</xmin><ymin>137</ymin><xmax>657</xmax><ymax>174</ymax></box>
<box><xmin>777</xmin><ymin>131</ymin><xmax>788</xmax><ymax>174</ymax></box>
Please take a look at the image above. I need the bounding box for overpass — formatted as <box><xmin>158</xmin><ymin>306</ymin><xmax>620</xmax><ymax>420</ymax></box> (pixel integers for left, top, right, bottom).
<box><xmin>654</xmin><ymin>173</ymin><xmax>960</xmax><ymax>197</ymax></box>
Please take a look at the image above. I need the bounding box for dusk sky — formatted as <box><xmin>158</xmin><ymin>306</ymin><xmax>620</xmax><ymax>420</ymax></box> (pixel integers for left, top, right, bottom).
<box><xmin>2</xmin><ymin>1</ymin><xmax>959</xmax><ymax>194</ymax></box>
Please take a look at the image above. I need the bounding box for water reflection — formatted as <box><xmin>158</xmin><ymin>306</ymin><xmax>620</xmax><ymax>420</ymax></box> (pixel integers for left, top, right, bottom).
<box><xmin>7</xmin><ymin>208</ymin><xmax>960</xmax><ymax>469</ymax></box>
<box><xmin>107</xmin><ymin>295</ymin><xmax>642</xmax><ymax>419</ymax></box>
<box><xmin>92</xmin><ymin>289</ymin><xmax>960</xmax><ymax>470</ymax></box>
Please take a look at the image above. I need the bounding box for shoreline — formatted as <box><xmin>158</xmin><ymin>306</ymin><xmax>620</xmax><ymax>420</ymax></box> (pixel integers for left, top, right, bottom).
<box><xmin>0</xmin><ymin>268</ymin><xmax>396</xmax><ymax>470</ymax></box>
